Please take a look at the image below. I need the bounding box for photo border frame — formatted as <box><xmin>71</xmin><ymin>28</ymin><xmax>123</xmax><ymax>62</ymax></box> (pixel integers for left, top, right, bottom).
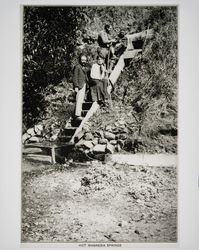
<box><xmin>0</xmin><ymin>0</ymin><xmax>198</xmax><ymax>249</ymax></box>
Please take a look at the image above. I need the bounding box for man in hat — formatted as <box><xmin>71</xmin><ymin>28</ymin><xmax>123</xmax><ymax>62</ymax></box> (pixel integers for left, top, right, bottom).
<box><xmin>73</xmin><ymin>54</ymin><xmax>89</xmax><ymax>121</ymax></box>
<box><xmin>98</xmin><ymin>24</ymin><xmax>116</xmax><ymax>52</ymax></box>
<box><xmin>97</xmin><ymin>24</ymin><xmax>117</xmax><ymax>70</ymax></box>
<box><xmin>114</xmin><ymin>29</ymin><xmax>128</xmax><ymax>57</ymax></box>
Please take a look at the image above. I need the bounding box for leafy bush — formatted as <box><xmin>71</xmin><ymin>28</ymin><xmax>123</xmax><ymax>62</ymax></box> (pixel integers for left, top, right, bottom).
<box><xmin>113</xmin><ymin>7</ymin><xmax>177</xmax><ymax>150</ymax></box>
<box><xmin>23</xmin><ymin>7</ymin><xmax>79</xmax><ymax>128</ymax></box>
<box><xmin>23</xmin><ymin>6</ymin><xmax>177</xmax><ymax>152</ymax></box>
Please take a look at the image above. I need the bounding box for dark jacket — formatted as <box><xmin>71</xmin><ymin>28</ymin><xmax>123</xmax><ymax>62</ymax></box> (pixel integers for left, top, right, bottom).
<box><xmin>73</xmin><ymin>63</ymin><xmax>88</xmax><ymax>89</ymax></box>
<box><xmin>98</xmin><ymin>30</ymin><xmax>112</xmax><ymax>48</ymax></box>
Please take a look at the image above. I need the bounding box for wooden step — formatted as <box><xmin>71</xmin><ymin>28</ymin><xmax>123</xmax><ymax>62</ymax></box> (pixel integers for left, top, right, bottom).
<box><xmin>82</xmin><ymin>102</ymin><xmax>93</xmax><ymax>110</ymax></box>
<box><xmin>63</xmin><ymin>127</ymin><xmax>78</xmax><ymax>136</ymax></box>
<box><xmin>58</xmin><ymin>136</ymin><xmax>72</xmax><ymax>143</ymax></box>
<box><xmin>71</xmin><ymin>118</ymin><xmax>82</xmax><ymax>127</ymax></box>
<box><xmin>23</xmin><ymin>147</ymin><xmax>43</xmax><ymax>154</ymax></box>
<box><xmin>24</xmin><ymin>142</ymin><xmax>73</xmax><ymax>148</ymax></box>
<box><xmin>24</xmin><ymin>154</ymin><xmax>52</xmax><ymax>164</ymax></box>
<box><xmin>23</xmin><ymin>142</ymin><xmax>74</xmax><ymax>164</ymax></box>
<box><xmin>81</xmin><ymin>110</ymin><xmax>89</xmax><ymax>117</ymax></box>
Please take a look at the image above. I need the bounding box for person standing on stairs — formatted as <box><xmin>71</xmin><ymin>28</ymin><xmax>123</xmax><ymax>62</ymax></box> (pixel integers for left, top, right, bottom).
<box><xmin>90</xmin><ymin>54</ymin><xmax>110</xmax><ymax>107</ymax></box>
<box><xmin>97</xmin><ymin>24</ymin><xmax>117</xmax><ymax>71</ymax></box>
<box><xmin>73</xmin><ymin>54</ymin><xmax>89</xmax><ymax>121</ymax></box>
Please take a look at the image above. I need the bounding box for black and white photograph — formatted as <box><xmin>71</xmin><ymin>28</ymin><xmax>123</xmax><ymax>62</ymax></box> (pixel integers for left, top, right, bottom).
<box><xmin>21</xmin><ymin>5</ymin><xmax>178</xmax><ymax>244</ymax></box>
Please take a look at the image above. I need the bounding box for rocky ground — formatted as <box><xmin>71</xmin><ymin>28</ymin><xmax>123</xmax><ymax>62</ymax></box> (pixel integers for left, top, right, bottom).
<box><xmin>21</xmin><ymin>156</ymin><xmax>177</xmax><ymax>243</ymax></box>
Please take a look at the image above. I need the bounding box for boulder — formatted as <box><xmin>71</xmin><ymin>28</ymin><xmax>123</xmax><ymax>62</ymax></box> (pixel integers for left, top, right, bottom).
<box><xmin>119</xmin><ymin>124</ymin><xmax>126</xmax><ymax>129</ymax></box>
<box><xmin>118</xmin><ymin>120</ymin><xmax>126</xmax><ymax>126</ymax></box>
<box><xmin>99</xmin><ymin>138</ymin><xmax>108</xmax><ymax>144</ymax></box>
<box><xmin>110</xmin><ymin>140</ymin><xmax>117</xmax><ymax>145</ymax></box>
<box><xmin>117</xmin><ymin>139</ymin><xmax>125</xmax><ymax>147</ymax></box>
<box><xmin>92</xmin><ymin>137</ymin><xmax>99</xmax><ymax>145</ymax></box>
<box><xmin>35</xmin><ymin>130</ymin><xmax>42</xmax><ymax>136</ymax></box>
<box><xmin>27</xmin><ymin>128</ymin><xmax>35</xmax><ymax>137</ymax></box>
<box><xmin>76</xmin><ymin>139</ymin><xmax>85</xmax><ymax>147</ymax></box>
<box><xmin>84</xmin><ymin>132</ymin><xmax>93</xmax><ymax>140</ymax></box>
<box><xmin>104</xmin><ymin>131</ymin><xmax>115</xmax><ymax>140</ymax></box>
<box><xmin>121</xmin><ymin>127</ymin><xmax>129</xmax><ymax>133</ymax></box>
<box><xmin>22</xmin><ymin>133</ymin><xmax>31</xmax><ymax>143</ymax></box>
<box><xmin>93</xmin><ymin>144</ymin><xmax>106</xmax><ymax>153</ymax></box>
<box><xmin>115</xmin><ymin>144</ymin><xmax>121</xmax><ymax>152</ymax></box>
<box><xmin>83</xmin><ymin>141</ymin><xmax>93</xmax><ymax>149</ymax></box>
<box><xmin>28</xmin><ymin>136</ymin><xmax>40</xmax><ymax>143</ymax></box>
<box><xmin>105</xmin><ymin>125</ymin><xmax>112</xmax><ymax>131</ymax></box>
<box><xmin>111</xmin><ymin>126</ymin><xmax>119</xmax><ymax>133</ymax></box>
<box><xmin>37</xmin><ymin>124</ymin><xmax>43</xmax><ymax>130</ymax></box>
<box><xmin>83</xmin><ymin>122</ymin><xmax>91</xmax><ymax>132</ymax></box>
<box><xmin>106</xmin><ymin>143</ymin><xmax>114</xmax><ymax>154</ymax></box>
<box><xmin>96</xmin><ymin>130</ymin><xmax>104</xmax><ymax>139</ymax></box>
<box><xmin>118</xmin><ymin>134</ymin><xmax>127</xmax><ymax>140</ymax></box>
<box><xmin>34</xmin><ymin>124</ymin><xmax>43</xmax><ymax>134</ymax></box>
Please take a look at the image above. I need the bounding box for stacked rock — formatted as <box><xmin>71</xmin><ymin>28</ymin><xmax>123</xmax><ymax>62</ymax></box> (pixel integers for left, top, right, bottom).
<box><xmin>22</xmin><ymin>121</ymin><xmax>63</xmax><ymax>144</ymax></box>
<box><xmin>74</xmin><ymin>118</ymin><xmax>136</xmax><ymax>156</ymax></box>
<box><xmin>22</xmin><ymin>125</ymin><xmax>44</xmax><ymax>144</ymax></box>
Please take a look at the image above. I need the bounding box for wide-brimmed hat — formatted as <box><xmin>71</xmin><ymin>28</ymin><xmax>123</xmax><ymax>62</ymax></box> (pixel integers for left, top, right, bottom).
<box><xmin>97</xmin><ymin>53</ymin><xmax>106</xmax><ymax>60</ymax></box>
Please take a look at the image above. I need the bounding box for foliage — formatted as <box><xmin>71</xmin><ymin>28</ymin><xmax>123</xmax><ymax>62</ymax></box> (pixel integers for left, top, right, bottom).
<box><xmin>23</xmin><ymin>6</ymin><xmax>177</xmax><ymax>152</ymax></box>
<box><xmin>113</xmin><ymin>6</ymin><xmax>177</xmax><ymax>150</ymax></box>
<box><xmin>38</xmin><ymin>80</ymin><xmax>75</xmax><ymax>138</ymax></box>
<box><xmin>23</xmin><ymin>7</ymin><xmax>79</xmax><ymax>128</ymax></box>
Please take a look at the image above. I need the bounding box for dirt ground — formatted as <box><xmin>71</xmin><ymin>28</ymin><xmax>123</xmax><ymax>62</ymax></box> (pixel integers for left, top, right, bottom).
<box><xmin>21</xmin><ymin>156</ymin><xmax>177</xmax><ymax>243</ymax></box>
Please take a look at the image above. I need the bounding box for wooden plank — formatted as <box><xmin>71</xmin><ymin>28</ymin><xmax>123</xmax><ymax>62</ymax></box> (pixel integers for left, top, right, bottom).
<box><xmin>25</xmin><ymin>154</ymin><xmax>52</xmax><ymax>163</ymax></box>
<box><xmin>58</xmin><ymin>136</ymin><xmax>72</xmax><ymax>142</ymax></box>
<box><xmin>109</xmin><ymin>55</ymin><xmax>125</xmax><ymax>87</ymax></box>
<box><xmin>123</xmin><ymin>49</ymin><xmax>142</xmax><ymax>59</ymax></box>
<box><xmin>125</xmin><ymin>29</ymin><xmax>153</xmax><ymax>50</ymax></box>
<box><xmin>71</xmin><ymin>101</ymin><xmax>100</xmax><ymax>143</ymax></box>
<box><xmin>69</xmin><ymin>35</ymin><xmax>150</xmax><ymax>144</ymax></box>
<box><xmin>23</xmin><ymin>148</ymin><xmax>43</xmax><ymax>154</ymax></box>
<box><xmin>51</xmin><ymin>148</ymin><xmax>56</xmax><ymax>164</ymax></box>
<box><xmin>70</xmin><ymin>52</ymin><xmax>134</xmax><ymax>142</ymax></box>
<box><xmin>24</xmin><ymin>142</ymin><xmax>73</xmax><ymax>149</ymax></box>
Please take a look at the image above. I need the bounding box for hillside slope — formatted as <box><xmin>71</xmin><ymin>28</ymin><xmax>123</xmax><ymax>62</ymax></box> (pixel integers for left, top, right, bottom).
<box><xmin>22</xmin><ymin>6</ymin><xmax>177</xmax><ymax>153</ymax></box>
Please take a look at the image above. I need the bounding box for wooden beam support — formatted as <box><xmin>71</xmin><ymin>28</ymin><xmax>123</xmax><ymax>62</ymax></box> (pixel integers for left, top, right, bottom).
<box><xmin>51</xmin><ymin>147</ymin><xmax>56</xmax><ymax>164</ymax></box>
<box><xmin>70</xmin><ymin>101</ymin><xmax>100</xmax><ymax>143</ymax></box>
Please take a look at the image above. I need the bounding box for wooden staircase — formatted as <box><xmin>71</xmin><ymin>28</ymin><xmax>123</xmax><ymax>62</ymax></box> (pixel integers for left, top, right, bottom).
<box><xmin>23</xmin><ymin>28</ymin><xmax>154</xmax><ymax>164</ymax></box>
<box><xmin>22</xmin><ymin>53</ymin><xmax>138</xmax><ymax>164</ymax></box>
<box><xmin>23</xmin><ymin>102</ymin><xmax>95</xmax><ymax>164</ymax></box>
<box><xmin>59</xmin><ymin>101</ymin><xmax>93</xmax><ymax>143</ymax></box>
<box><xmin>23</xmin><ymin>142</ymin><xmax>74</xmax><ymax>164</ymax></box>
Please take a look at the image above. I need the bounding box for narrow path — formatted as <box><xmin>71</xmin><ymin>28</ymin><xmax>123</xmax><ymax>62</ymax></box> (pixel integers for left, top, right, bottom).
<box><xmin>110</xmin><ymin>154</ymin><xmax>177</xmax><ymax>167</ymax></box>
